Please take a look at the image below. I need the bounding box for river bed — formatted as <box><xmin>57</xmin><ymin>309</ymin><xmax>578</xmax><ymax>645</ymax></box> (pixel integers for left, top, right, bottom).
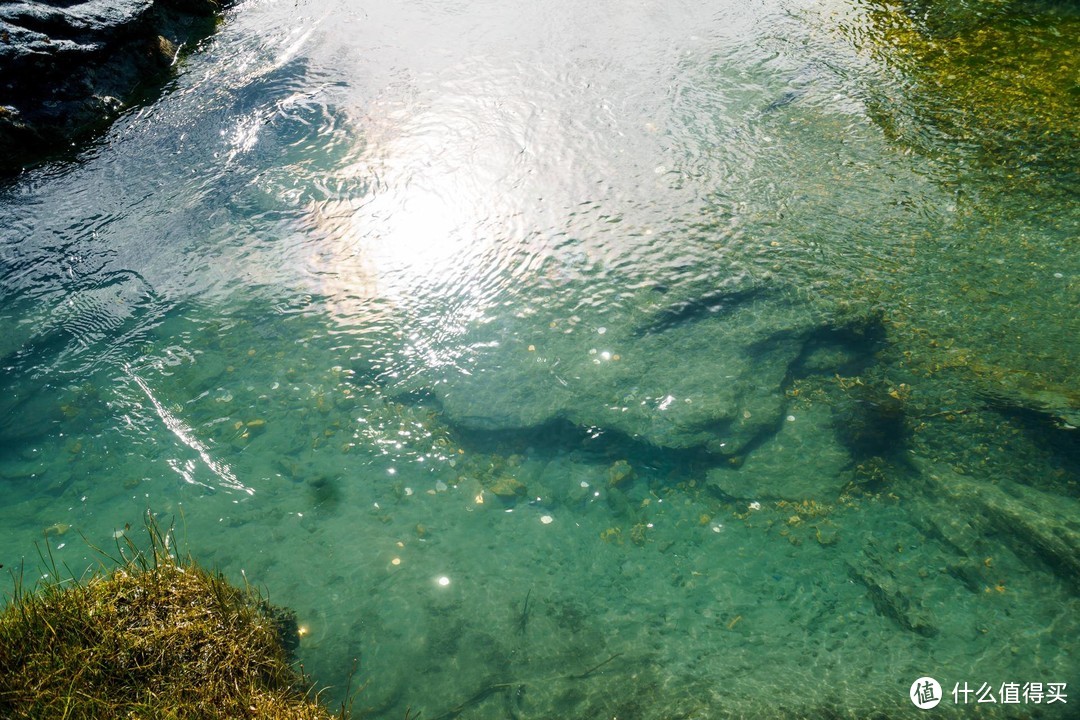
<box><xmin>1</xmin><ymin>0</ymin><xmax>1076</xmax><ymax>717</ymax></box>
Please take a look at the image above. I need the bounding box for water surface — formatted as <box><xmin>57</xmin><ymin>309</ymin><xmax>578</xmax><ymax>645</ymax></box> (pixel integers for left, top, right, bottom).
<box><xmin>1</xmin><ymin>0</ymin><xmax>1076</xmax><ymax>717</ymax></box>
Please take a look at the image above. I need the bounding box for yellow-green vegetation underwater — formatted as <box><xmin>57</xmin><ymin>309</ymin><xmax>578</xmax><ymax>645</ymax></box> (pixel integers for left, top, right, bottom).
<box><xmin>0</xmin><ymin>516</ymin><xmax>343</xmax><ymax>720</ymax></box>
<box><xmin>844</xmin><ymin>0</ymin><xmax>1079</xmax><ymax>192</ymax></box>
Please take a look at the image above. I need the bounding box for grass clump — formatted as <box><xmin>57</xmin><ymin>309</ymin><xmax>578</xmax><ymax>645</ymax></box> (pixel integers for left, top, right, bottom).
<box><xmin>0</xmin><ymin>515</ymin><xmax>342</xmax><ymax>720</ymax></box>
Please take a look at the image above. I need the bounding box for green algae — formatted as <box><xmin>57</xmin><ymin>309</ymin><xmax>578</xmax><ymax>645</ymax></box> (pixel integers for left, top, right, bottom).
<box><xmin>846</xmin><ymin>0</ymin><xmax>1080</xmax><ymax>190</ymax></box>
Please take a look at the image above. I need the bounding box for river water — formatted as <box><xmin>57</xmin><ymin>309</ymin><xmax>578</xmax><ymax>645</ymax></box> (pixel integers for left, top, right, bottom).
<box><xmin>1</xmin><ymin>0</ymin><xmax>1077</xmax><ymax>717</ymax></box>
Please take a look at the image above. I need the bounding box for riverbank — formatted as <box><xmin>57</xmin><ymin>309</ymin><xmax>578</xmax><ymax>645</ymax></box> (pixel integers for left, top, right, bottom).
<box><xmin>0</xmin><ymin>0</ymin><xmax>227</xmax><ymax>174</ymax></box>
<box><xmin>0</xmin><ymin>515</ymin><xmax>343</xmax><ymax>719</ymax></box>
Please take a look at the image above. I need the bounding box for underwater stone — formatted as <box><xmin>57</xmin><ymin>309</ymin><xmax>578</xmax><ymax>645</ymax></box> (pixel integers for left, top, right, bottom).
<box><xmin>847</xmin><ymin>548</ymin><xmax>939</xmax><ymax>638</ymax></box>
<box><xmin>895</xmin><ymin>0</ymin><xmax>1015</xmax><ymax>38</ymax></box>
<box><xmin>917</xmin><ymin>460</ymin><xmax>1080</xmax><ymax>591</ymax></box>
<box><xmin>979</xmin><ymin>380</ymin><xmax>1080</xmax><ymax>431</ymax></box>
<box><xmin>706</xmin><ymin>402</ymin><xmax>851</xmax><ymax>502</ymax></box>
<box><xmin>407</xmin><ymin>285</ymin><xmax>879</xmax><ymax>458</ymax></box>
<box><xmin>606</xmin><ymin>459</ymin><xmax>635</xmax><ymax>488</ymax></box>
<box><xmin>488</xmin><ymin>476</ymin><xmax>526</xmax><ymax>498</ymax></box>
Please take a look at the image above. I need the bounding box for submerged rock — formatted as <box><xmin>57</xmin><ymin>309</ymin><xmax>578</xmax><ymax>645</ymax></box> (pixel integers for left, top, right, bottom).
<box><xmin>404</xmin><ymin>283</ymin><xmax>880</xmax><ymax>460</ymax></box>
<box><xmin>895</xmin><ymin>0</ymin><xmax>1017</xmax><ymax>38</ymax></box>
<box><xmin>846</xmin><ymin>548</ymin><xmax>939</xmax><ymax>638</ymax></box>
<box><xmin>0</xmin><ymin>0</ymin><xmax>226</xmax><ymax>174</ymax></box>
<box><xmin>916</xmin><ymin>459</ymin><xmax>1080</xmax><ymax>591</ymax></box>
<box><xmin>706</xmin><ymin>401</ymin><xmax>851</xmax><ymax>502</ymax></box>
<box><xmin>848</xmin><ymin>0</ymin><xmax>1080</xmax><ymax>187</ymax></box>
<box><xmin>606</xmin><ymin>459</ymin><xmax>635</xmax><ymax>488</ymax></box>
<box><xmin>979</xmin><ymin>379</ymin><xmax>1080</xmax><ymax>431</ymax></box>
<box><xmin>488</xmin><ymin>476</ymin><xmax>526</xmax><ymax>498</ymax></box>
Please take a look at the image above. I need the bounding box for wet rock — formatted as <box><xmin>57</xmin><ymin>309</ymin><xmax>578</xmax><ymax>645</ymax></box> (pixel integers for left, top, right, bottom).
<box><xmin>307</xmin><ymin>473</ymin><xmax>341</xmax><ymax>511</ymax></box>
<box><xmin>979</xmin><ymin>380</ymin><xmax>1080</xmax><ymax>431</ymax></box>
<box><xmin>0</xmin><ymin>0</ymin><xmax>226</xmax><ymax>174</ymax></box>
<box><xmin>606</xmin><ymin>459</ymin><xmax>634</xmax><ymax>488</ymax></box>
<box><xmin>850</xmin><ymin>0</ymin><xmax>1079</xmax><ymax>184</ymax></box>
<box><xmin>790</xmin><ymin>321</ymin><xmax>881</xmax><ymax>377</ymax></box>
<box><xmin>895</xmin><ymin>0</ymin><xmax>1015</xmax><ymax>38</ymax></box>
<box><xmin>488</xmin><ymin>476</ymin><xmax>526</xmax><ymax>498</ymax></box>
<box><xmin>831</xmin><ymin>380</ymin><xmax>912</xmax><ymax>463</ymax></box>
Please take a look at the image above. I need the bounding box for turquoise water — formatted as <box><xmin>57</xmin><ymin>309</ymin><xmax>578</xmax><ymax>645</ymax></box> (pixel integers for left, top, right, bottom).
<box><xmin>1</xmin><ymin>0</ymin><xmax>1077</xmax><ymax>717</ymax></box>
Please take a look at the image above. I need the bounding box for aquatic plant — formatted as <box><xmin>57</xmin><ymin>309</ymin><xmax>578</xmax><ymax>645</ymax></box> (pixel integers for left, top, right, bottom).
<box><xmin>0</xmin><ymin>513</ymin><xmax>344</xmax><ymax>720</ymax></box>
<box><xmin>847</xmin><ymin>0</ymin><xmax>1080</xmax><ymax>189</ymax></box>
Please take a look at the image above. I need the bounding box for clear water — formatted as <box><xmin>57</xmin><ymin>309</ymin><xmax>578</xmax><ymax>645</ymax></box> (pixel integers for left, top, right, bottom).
<box><xmin>1</xmin><ymin>0</ymin><xmax>1077</xmax><ymax>717</ymax></box>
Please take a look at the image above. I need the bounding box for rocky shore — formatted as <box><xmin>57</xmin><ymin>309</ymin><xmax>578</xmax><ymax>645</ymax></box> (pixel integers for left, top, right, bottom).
<box><xmin>0</xmin><ymin>0</ymin><xmax>226</xmax><ymax>175</ymax></box>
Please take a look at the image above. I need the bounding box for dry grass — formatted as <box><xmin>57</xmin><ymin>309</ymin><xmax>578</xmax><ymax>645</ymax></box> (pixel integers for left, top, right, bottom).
<box><xmin>0</xmin><ymin>514</ymin><xmax>344</xmax><ymax>720</ymax></box>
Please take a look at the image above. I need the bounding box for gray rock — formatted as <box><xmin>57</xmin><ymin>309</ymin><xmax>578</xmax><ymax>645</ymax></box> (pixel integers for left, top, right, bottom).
<box><xmin>0</xmin><ymin>0</ymin><xmax>224</xmax><ymax>173</ymax></box>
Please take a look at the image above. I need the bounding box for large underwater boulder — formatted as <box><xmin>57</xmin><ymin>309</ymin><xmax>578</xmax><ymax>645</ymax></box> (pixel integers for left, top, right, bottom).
<box><xmin>402</xmin><ymin>283</ymin><xmax>880</xmax><ymax>460</ymax></box>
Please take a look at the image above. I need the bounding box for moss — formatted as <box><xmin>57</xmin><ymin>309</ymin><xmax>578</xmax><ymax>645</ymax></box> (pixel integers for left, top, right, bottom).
<box><xmin>896</xmin><ymin>0</ymin><xmax>1019</xmax><ymax>38</ymax></box>
<box><xmin>0</xmin><ymin>516</ymin><xmax>343</xmax><ymax>720</ymax></box>
<box><xmin>846</xmin><ymin>1</ymin><xmax>1079</xmax><ymax>189</ymax></box>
